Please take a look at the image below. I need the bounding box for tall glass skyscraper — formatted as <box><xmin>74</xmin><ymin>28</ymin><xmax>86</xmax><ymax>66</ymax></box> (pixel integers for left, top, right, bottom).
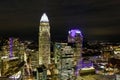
<box><xmin>68</xmin><ymin>29</ymin><xmax>83</xmax><ymax>76</ymax></box>
<box><xmin>39</xmin><ymin>13</ymin><xmax>51</xmax><ymax>68</ymax></box>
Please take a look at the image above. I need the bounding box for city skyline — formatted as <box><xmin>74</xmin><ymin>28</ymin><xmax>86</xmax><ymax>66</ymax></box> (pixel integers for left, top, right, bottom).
<box><xmin>0</xmin><ymin>0</ymin><xmax>120</xmax><ymax>41</ymax></box>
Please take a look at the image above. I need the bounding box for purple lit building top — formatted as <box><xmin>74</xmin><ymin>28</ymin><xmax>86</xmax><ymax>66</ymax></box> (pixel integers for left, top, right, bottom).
<box><xmin>68</xmin><ymin>29</ymin><xmax>83</xmax><ymax>37</ymax></box>
<box><xmin>68</xmin><ymin>29</ymin><xmax>83</xmax><ymax>43</ymax></box>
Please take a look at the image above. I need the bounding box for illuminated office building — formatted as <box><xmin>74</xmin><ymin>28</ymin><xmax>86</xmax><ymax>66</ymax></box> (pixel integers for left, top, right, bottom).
<box><xmin>54</xmin><ymin>43</ymin><xmax>75</xmax><ymax>80</ymax></box>
<box><xmin>68</xmin><ymin>29</ymin><xmax>83</xmax><ymax>75</ymax></box>
<box><xmin>38</xmin><ymin>13</ymin><xmax>51</xmax><ymax>68</ymax></box>
<box><xmin>68</xmin><ymin>29</ymin><xmax>83</xmax><ymax>60</ymax></box>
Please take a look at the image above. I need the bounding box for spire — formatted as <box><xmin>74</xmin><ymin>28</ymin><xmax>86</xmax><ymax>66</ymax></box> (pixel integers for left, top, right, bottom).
<box><xmin>40</xmin><ymin>13</ymin><xmax>49</xmax><ymax>22</ymax></box>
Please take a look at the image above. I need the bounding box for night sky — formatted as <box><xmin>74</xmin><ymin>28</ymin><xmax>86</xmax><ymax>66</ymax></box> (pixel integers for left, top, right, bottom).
<box><xmin>0</xmin><ymin>0</ymin><xmax>120</xmax><ymax>42</ymax></box>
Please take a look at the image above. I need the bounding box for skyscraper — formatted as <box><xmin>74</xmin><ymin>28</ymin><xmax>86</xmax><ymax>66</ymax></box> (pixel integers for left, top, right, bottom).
<box><xmin>39</xmin><ymin>13</ymin><xmax>51</xmax><ymax>68</ymax></box>
<box><xmin>68</xmin><ymin>29</ymin><xmax>83</xmax><ymax>75</ymax></box>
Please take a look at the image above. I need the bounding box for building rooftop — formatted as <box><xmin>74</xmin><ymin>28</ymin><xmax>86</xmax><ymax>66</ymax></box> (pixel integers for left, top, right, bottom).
<box><xmin>40</xmin><ymin>13</ymin><xmax>49</xmax><ymax>22</ymax></box>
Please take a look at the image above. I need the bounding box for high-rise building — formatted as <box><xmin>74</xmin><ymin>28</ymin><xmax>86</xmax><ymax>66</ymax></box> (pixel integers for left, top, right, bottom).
<box><xmin>54</xmin><ymin>43</ymin><xmax>75</xmax><ymax>80</ymax></box>
<box><xmin>68</xmin><ymin>29</ymin><xmax>83</xmax><ymax>75</ymax></box>
<box><xmin>68</xmin><ymin>29</ymin><xmax>83</xmax><ymax>61</ymax></box>
<box><xmin>39</xmin><ymin>13</ymin><xmax>51</xmax><ymax>68</ymax></box>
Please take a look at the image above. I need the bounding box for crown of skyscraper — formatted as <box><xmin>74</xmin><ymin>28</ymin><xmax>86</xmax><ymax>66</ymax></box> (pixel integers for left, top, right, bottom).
<box><xmin>40</xmin><ymin>13</ymin><xmax>49</xmax><ymax>22</ymax></box>
<box><xmin>68</xmin><ymin>29</ymin><xmax>83</xmax><ymax>37</ymax></box>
